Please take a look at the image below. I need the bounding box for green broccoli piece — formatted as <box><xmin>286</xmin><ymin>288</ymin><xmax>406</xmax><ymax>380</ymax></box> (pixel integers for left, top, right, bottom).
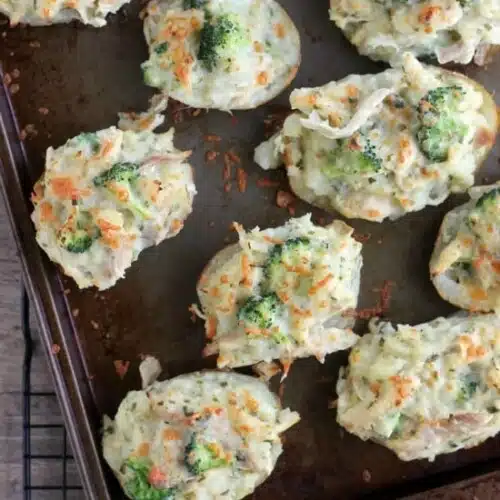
<box><xmin>58</xmin><ymin>211</ymin><xmax>100</xmax><ymax>254</ymax></box>
<box><xmin>238</xmin><ymin>293</ymin><xmax>282</xmax><ymax>330</ymax></box>
<box><xmin>416</xmin><ymin>86</ymin><xmax>469</xmax><ymax>162</ymax></box>
<box><xmin>123</xmin><ymin>457</ymin><xmax>176</xmax><ymax>500</ymax></box>
<box><xmin>93</xmin><ymin>162</ymin><xmax>140</xmax><ymax>187</ymax></box>
<box><xmin>184</xmin><ymin>434</ymin><xmax>229</xmax><ymax>475</ymax></box>
<box><xmin>453</xmin><ymin>261</ymin><xmax>473</xmax><ymax>275</ymax></box>
<box><xmin>198</xmin><ymin>13</ymin><xmax>247</xmax><ymax>72</ymax></box>
<box><xmin>154</xmin><ymin>42</ymin><xmax>169</xmax><ymax>55</ymax></box>
<box><xmin>93</xmin><ymin>162</ymin><xmax>151</xmax><ymax>219</ymax></box>
<box><xmin>475</xmin><ymin>188</ymin><xmax>500</xmax><ymax>210</ymax></box>
<box><xmin>322</xmin><ymin>137</ymin><xmax>382</xmax><ymax>179</ymax></box>
<box><xmin>457</xmin><ymin>374</ymin><xmax>480</xmax><ymax>404</ymax></box>
<box><xmin>76</xmin><ymin>132</ymin><xmax>101</xmax><ymax>155</ymax></box>
<box><xmin>263</xmin><ymin>237</ymin><xmax>311</xmax><ymax>293</ymax></box>
<box><xmin>271</xmin><ymin>331</ymin><xmax>291</xmax><ymax>344</ymax></box>
<box><xmin>183</xmin><ymin>0</ymin><xmax>206</xmax><ymax>8</ymax></box>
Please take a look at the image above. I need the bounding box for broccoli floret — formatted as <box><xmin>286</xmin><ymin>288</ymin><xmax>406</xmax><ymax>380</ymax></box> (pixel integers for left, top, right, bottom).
<box><xmin>322</xmin><ymin>137</ymin><xmax>382</xmax><ymax>179</ymax></box>
<box><xmin>154</xmin><ymin>42</ymin><xmax>169</xmax><ymax>55</ymax></box>
<box><xmin>183</xmin><ymin>0</ymin><xmax>206</xmax><ymax>8</ymax></box>
<box><xmin>457</xmin><ymin>374</ymin><xmax>479</xmax><ymax>404</ymax></box>
<box><xmin>475</xmin><ymin>188</ymin><xmax>500</xmax><ymax>210</ymax></box>
<box><xmin>263</xmin><ymin>237</ymin><xmax>311</xmax><ymax>293</ymax></box>
<box><xmin>453</xmin><ymin>260</ymin><xmax>473</xmax><ymax>275</ymax></box>
<box><xmin>93</xmin><ymin>162</ymin><xmax>151</xmax><ymax>219</ymax></box>
<box><xmin>93</xmin><ymin>162</ymin><xmax>140</xmax><ymax>187</ymax></box>
<box><xmin>198</xmin><ymin>13</ymin><xmax>247</xmax><ymax>72</ymax></box>
<box><xmin>58</xmin><ymin>211</ymin><xmax>100</xmax><ymax>254</ymax></box>
<box><xmin>123</xmin><ymin>457</ymin><xmax>176</xmax><ymax>500</ymax></box>
<box><xmin>76</xmin><ymin>132</ymin><xmax>101</xmax><ymax>155</ymax></box>
<box><xmin>416</xmin><ymin>86</ymin><xmax>469</xmax><ymax>163</ymax></box>
<box><xmin>238</xmin><ymin>293</ymin><xmax>281</xmax><ymax>330</ymax></box>
<box><xmin>184</xmin><ymin>434</ymin><xmax>229</xmax><ymax>475</ymax></box>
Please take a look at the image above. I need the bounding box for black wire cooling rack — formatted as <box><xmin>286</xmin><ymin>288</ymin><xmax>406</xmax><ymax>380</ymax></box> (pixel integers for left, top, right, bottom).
<box><xmin>21</xmin><ymin>287</ymin><xmax>84</xmax><ymax>500</ymax></box>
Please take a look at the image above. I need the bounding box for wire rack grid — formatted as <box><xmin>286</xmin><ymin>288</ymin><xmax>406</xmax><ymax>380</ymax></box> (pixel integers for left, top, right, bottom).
<box><xmin>22</xmin><ymin>287</ymin><xmax>84</xmax><ymax>500</ymax></box>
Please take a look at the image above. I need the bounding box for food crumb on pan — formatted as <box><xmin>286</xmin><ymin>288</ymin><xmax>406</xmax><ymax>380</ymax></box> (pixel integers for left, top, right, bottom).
<box><xmin>227</xmin><ymin>151</ymin><xmax>241</xmax><ymax>164</ymax></box>
<box><xmin>204</xmin><ymin>134</ymin><xmax>222</xmax><ymax>142</ymax></box>
<box><xmin>72</xmin><ymin>308</ymin><xmax>79</xmax><ymax>318</ymax></box>
<box><xmin>223</xmin><ymin>160</ymin><xmax>232</xmax><ymax>181</ymax></box>
<box><xmin>63</xmin><ymin>288</ymin><xmax>71</xmax><ymax>295</ymax></box>
<box><xmin>51</xmin><ymin>344</ymin><xmax>60</xmax><ymax>355</ymax></box>
<box><xmin>38</xmin><ymin>107</ymin><xmax>49</xmax><ymax>115</ymax></box>
<box><xmin>237</xmin><ymin>167</ymin><xmax>248</xmax><ymax>193</ymax></box>
<box><xmin>257</xmin><ymin>177</ymin><xmax>280</xmax><ymax>188</ymax></box>
<box><xmin>344</xmin><ymin>280</ymin><xmax>394</xmax><ymax>319</ymax></box>
<box><xmin>3</xmin><ymin>73</ymin><xmax>12</xmax><ymax>86</ymax></box>
<box><xmin>9</xmin><ymin>83</ymin><xmax>19</xmax><ymax>95</ymax></box>
<box><xmin>276</xmin><ymin>189</ymin><xmax>295</xmax><ymax>209</ymax></box>
<box><xmin>90</xmin><ymin>320</ymin><xmax>99</xmax><ymax>330</ymax></box>
<box><xmin>188</xmin><ymin>304</ymin><xmax>198</xmax><ymax>323</ymax></box>
<box><xmin>113</xmin><ymin>360</ymin><xmax>130</xmax><ymax>379</ymax></box>
<box><xmin>11</xmin><ymin>68</ymin><xmax>20</xmax><ymax>78</ymax></box>
<box><xmin>362</xmin><ymin>469</ymin><xmax>372</xmax><ymax>483</ymax></box>
<box><xmin>353</xmin><ymin>232</ymin><xmax>371</xmax><ymax>243</ymax></box>
<box><xmin>29</xmin><ymin>41</ymin><xmax>41</xmax><ymax>48</ymax></box>
<box><xmin>224</xmin><ymin>182</ymin><xmax>232</xmax><ymax>193</ymax></box>
<box><xmin>205</xmin><ymin>150</ymin><xmax>218</xmax><ymax>162</ymax></box>
<box><xmin>20</xmin><ymin>124</ymin><xmax>38</xmax><ymax>141</ymax></box>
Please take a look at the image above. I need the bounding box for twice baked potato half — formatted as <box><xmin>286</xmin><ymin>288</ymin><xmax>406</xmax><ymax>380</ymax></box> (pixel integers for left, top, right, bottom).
<box><xmin>431</xmin><ymin>184</ymin><xmax>500</xmax><ymax>312</ymax></box>
<box><xmin>329</xmin><ymin>0</ymin><xmax>500</xmax><ymax>65</ymax></box>
<box><xmin>31</xmin><ymin>126</ymin><xmax>196</xmax><ymax>290</ymax></box>
<box><xmin>337</xmin><ymin>314</ymin><xmax>500</xmax><ymax>462</ymax></box>
<box><xmin>103</xmin><ymin>367</ymin><xmax>299</xmax><ymax>500</ymax></box>
<box><xmin>142</xmin><ymin>0</ymin><xmax>301</xmax><ymax>110</ymax></box>
<box><xmin>196</xmin><ymin>214</ymin><xmax>362</xmax><ymax>369</ymax></box>
<box><xmin>0</xmin><ymin>0</ymin><xmax>131</xmax><ymax>26</ymax></box>
<box><xmin>255</xmin><ymin>53</ymin><xmax>497</xmax><ymax>222</ymax></box>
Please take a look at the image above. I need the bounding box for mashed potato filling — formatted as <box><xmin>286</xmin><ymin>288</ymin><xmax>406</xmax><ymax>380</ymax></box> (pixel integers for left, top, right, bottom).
<box><xmin>197</xmin><ymin>215</ymin><xmax>362</xmax><ymax>369</ymax></box>
<box><xmin>329</xmin><ymin>0</ymin><xmax>500</xmax><ymax>65</ymax></box>
<box><xmin>103</xmin><ymin>368</ymin><xmax>299</xmax><ymax>500</ymax></box>
<box><xmin>31</xmin><ymin>126</ymin><xmax>196</xmax><ymax>290</ymax></box>
<box><xmin>431</xmin><ymin>184</ymin><xmax>500</xmax><ymax>312</ymax></box>
<box><xmin>337</xmin><ymin>314</ymin><xmax>500</xmax><ymax>461</ymax></box>
<box><xmin>142</xmin><ymin>0</ymin><xmax>300</xmax><ymax>110</ymax></box>
<box><xmin>0</xmin><ymin>0</ymin><xmax>130</xmax><ymax>26</ymax></box>
<box><xmin>255</xmin><ymin>53</ymin><xmax>495</xmax><ymax>222</ymax></box>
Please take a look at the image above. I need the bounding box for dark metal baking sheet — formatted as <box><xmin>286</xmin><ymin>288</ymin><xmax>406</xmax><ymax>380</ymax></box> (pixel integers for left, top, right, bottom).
<box><xmin>1</xmin><ymin>0</ymin><xmax>500</xmax><ymax>498</ymax></box>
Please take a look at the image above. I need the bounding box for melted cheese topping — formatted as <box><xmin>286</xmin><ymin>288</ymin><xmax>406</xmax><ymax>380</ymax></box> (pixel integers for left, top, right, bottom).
<box><xmin>197</xmin><ymin>214</ymin><xmax>362</xmax><ymax>368</ymax></box>
<box><xmin>31</xmin><ymin>126</ymin><xmax>196</xmax><ymax>290</ymax></box>
<box><xmin>0</xmin><ymin>0</ymin><xmax>130</xmax><ymax>26</ymax></box>
<box><xmin>329</xmin><ymin>0</ymin><xmax>500</xmax><ymax>65</ymax></box>
<box><xmin>254</xmin><ymin>53</ymin><xmax>496</xmax><ymax>222</ymax></box>
<box><xmin>337</xmin><ymin>314</ymin><xmax>500</xmax><ymax>461</ymax></box>
<box><xmin>102</xmin><ymin>371</ymin><xmax>300</xmax><ymax>500</ymax></box>
<box><xmin>142</xmin><ymin>0</ymin><xmax>300</xmax><ymax>110</ymax></box>
<box><xmin>431</xmin><ymin>184</ymin><xmax>500</xmax><ymax>312</ymax></box>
